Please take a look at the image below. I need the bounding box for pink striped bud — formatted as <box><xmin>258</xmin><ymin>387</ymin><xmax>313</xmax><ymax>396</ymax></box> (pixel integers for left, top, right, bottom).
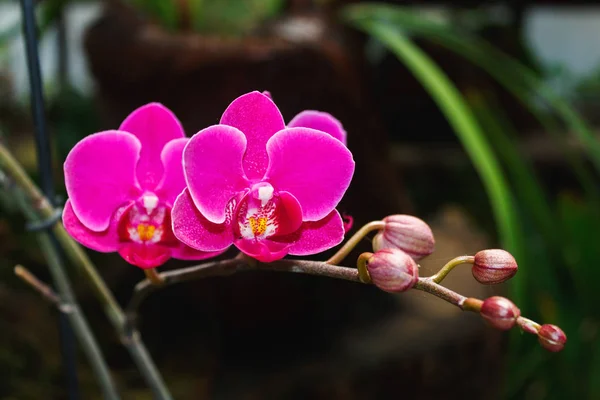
<box><xmin>472</xmin><ymin>249</ymin><xmax>518</xmax><ymax>285</ymax></box>
<box><xmin>538</xmin><ymin>324</ymin><xmax>567</xmax><ymax>352</ymax></box>
<box><xmin>372</xmin><ymin>215</ymin><xmax>435</xmax><ymax>260</ymax></box>
<box><xmin>480</xmin><ymin>296</ymin><xmax>520</xmax><ymax>330</ymax></box>
<box><xmin>367</xmin><ymin>248</ymin><xmax>419</xmax><ymax>293</ymax></box>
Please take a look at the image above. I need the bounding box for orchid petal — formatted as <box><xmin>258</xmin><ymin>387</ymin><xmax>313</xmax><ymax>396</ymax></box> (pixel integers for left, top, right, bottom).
<box><xmin>155</xmin><ymin>137</ymin><xmax>188</xmax><ymax>207</ymax></box>
<box><xmin>170</xmin><ymin>244</ymin><xmax>226</xmax><ymax>261</ymax></box>
<box><xmin>283</xmin><ymin>210</ymin><xmax>345</xmax><ymax>256</ymax></box>
<box><xmin>234</xmin><ymin>238</ymin><xmax>289</xmax><ymax>263</ymax></box>
<box><xmin>118</xmin><ymin>243</ymin><xmax>172</xmax><ymax>269</ymax></box>
<box><xmin>342</xmin><ymin>213</ymin><xmax>354</xmax><ymax>233</ymax></box>
<box><xmin>62</xmin><ymin>200</ymin><xmax>127</xmax><ymax>252</ymax></box>
<box><xmin>220</xmin><ymin>91</ymin><xmax>285</xmax><ymax>179</ymax></box>
<box><xmin>64</xmin><ymin>130</ymin><xmax>142</xmax><ymax>232</ymax></box>
<box><xmin>276</xmin><ymin>191</ymin><xmax>303</xmax><ymax>236</ymax></box>
<box><xmin>183</xmin><ymin>125</ymin><xmax>249</xmax><ymax>224</ymax></box>
<box><xmin>119</xmin><ymin>103</ymin><xmax>185</xmax><ymax>189</ymax></box>
<box><xmin>171</xmin><ymin>189</ymin><xmax>235</xmax><ymax>252</ymax></box>
<box><xmin>288</xmin><ymin>110</ymin><xmax>347</xmax><ymax>145</ymax></box>
<box><xmin>265</xmin><ymin>128</ymin><xmax>355</xmax><ymax>221</ymax></box>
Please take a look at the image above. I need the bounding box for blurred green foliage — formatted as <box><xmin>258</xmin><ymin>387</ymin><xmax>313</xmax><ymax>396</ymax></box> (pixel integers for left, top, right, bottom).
<box><xmin>344</xmin><ymin>4</ymin><xmax>600</xmax><ymax>399</ymax></box>
<box><xmin>130</xmin><ymin>0</ymin><xmax>285</xmax><ymax>36</ymax></box>
<box><xmin>2</xmin><ymin>0</ymin><xmax>286</xmax><ymax>38</ymax></box>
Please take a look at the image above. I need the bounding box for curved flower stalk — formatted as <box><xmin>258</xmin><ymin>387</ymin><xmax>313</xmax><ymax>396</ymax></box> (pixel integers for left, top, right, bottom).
<box><xmin>172</xmin><ymin>91</ymin><xmax>355</xmax><ymax>262</ymax></box>
<box><xmin>63</xmin><ymin>103</ymin><xmax>223</xmax><ymax>269</ymax></box>
<box><xmin>126</xmin><ymin>217</ymin><xmax>567</xmax><ymax>355</ymax></box>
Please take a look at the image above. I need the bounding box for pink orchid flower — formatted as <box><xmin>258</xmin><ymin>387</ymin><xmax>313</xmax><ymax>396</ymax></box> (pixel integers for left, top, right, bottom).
<box><xmin>171</xmin><ymin>91</ymin><xmax>355</xmax><ymax>262</ymax></box>
<box><xmin>63</xmin><ymin>103</ymin><xmax>224</xmax><ymax>269</ymax></box>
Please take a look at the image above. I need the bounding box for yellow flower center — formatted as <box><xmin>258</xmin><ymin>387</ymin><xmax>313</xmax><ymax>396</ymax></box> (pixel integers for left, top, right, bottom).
<box><xmin>137</xmin><ymin>224</ymin><xmax>156</xmax><ymax>242</ymax></box>
<box><xmin>248</xmin><ymin>216</ymin><xmax>268</xmax><ymax>236</ymax></box>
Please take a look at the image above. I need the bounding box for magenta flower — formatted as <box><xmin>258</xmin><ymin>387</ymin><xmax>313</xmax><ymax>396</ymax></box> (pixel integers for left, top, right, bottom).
<box><xmin>63</xmin><ymin>103</ymin><xmax>223</xmax><ymax>269</ymax></box>
<box><xmin>172</xmin><ymin>91</ymin><xmax>355</xmax><ymax>262</ymax></box>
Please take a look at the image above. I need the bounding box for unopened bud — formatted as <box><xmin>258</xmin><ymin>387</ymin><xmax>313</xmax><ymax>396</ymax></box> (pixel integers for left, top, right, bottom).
<box><xmin>367</xmin><ymin>248</ymin><xmax>419</xmax><ymax>293</ymax></box>
<box><xmin>372</xmin><ymin>215</ymin><xmax>435</xmax><ymax>260</ymax></box>
<box><xmin>480</xmin><ymin>296</ymin><xmax>520</xmax><ymax>330</ymax></box>
<box><xmin>538</xmin><ymin>324</ymin><xmax>567</xmax><ymax>352</ymax></box>
<box><xmin>472</xmin><ymin>249</ymin><xmax>518</xmax><ymax>285</ymax></box>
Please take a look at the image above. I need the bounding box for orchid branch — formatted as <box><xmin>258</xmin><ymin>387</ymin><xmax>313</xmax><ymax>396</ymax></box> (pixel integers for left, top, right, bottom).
<box><xmin>0</xmin><ymin>143</ymin><xmax>173</xmax><ymax>400</ymax></box>
<box><xmin>126</xmin><ymin>258</ymin><xmax>360</xmax><ymax>324</ymax></box>
<box><xmin>125</xmin><ymin>253</ymin><xmax>560</xmax><ymax>350</ymax></box>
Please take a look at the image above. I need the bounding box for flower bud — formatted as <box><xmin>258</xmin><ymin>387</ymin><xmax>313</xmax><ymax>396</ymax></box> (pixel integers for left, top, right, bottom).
<box><xmin>480</xmin><ymin>296</ymin><xmax>521</xmax><ymax>330</ymax></box>
<box><xmin>372</xmin><ymin>215</ymin><xmax>435</xmax><ymax>260</ymax></box>
<box><xmin>472</xmin><ymin>249</ymin><xmax>518</xmax><ymax>285</ymax></box>
<box><xmin>538</xmin><ymin>324</ymin><xmax>567</xmax><ymax>352</ymax></box>
<box><xmin>367</xmin><ymin>248</ymin><xmax>419</xmax><ymax>293</ymax></box>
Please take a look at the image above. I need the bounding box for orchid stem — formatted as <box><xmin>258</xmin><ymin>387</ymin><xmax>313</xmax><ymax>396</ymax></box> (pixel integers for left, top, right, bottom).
<box><xmin>430</xmin><ymin>255</ymin><xmax>475</xmax><ymax>283</ymax></box>
<box><xmin>144</xmin><ymin>269</ymin><xmax>165</xmax><ymax>286</ymax></box>
<box><xmin>415</xmin><ymin>279</ymin><xmax>543</xmax><ymax>337</ymax></box>
<box><xmin>414</xmin><ymin>277</ymin><xmax>467</xmax><ymax>307</ymax></box>
<box><xmin>126</xmin><ymin>253</ymin><xmax>549</xmax><ymax>344</ymax></box>
<box><xmin>356</xmin><ymin>252</ymin><xmax>373</xmax><ymax>283</ymax></box>
<box><xmin>126</xmin><ymin>259</ymin><xmax>360</xmax><ymax>321</ymax></box>
<box><xmin>326</xmin><ymin>221</ymin><xmax>385</xmax><ymax>264</ymax></box>
<box><xmin>0</xmin><ymin>143</ymin><xmax>173</xmax><ymax>400</ymax></box>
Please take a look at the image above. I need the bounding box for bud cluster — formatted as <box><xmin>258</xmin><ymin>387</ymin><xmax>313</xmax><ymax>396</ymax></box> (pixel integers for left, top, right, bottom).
<box><xmin>361</xmin><ymin>214</ymin><xmax>566</xmax><ymax>353</ymax></box>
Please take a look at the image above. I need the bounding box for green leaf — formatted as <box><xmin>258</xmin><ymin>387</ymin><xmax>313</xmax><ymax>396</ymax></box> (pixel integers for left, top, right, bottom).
<box><xmin>557</xmin><ymin>194</ymin><xmax>600</xmax><ymax>306</ymax></box>
<box><xmin>342</xmin><ymin>4</ymin><xmax>600</xmax><ymax>196</ymax></box>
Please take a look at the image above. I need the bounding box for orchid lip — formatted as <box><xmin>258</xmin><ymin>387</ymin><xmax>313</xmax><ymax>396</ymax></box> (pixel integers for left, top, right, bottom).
<box><xmin>236</xmin><ymin>183</ymin><xmax>279</xmax><ymax>240</ymax></box>
<box><xmin>118</xmin><ymin>194</ymin><xmax>177</xmax><ymax>246</ymax></box>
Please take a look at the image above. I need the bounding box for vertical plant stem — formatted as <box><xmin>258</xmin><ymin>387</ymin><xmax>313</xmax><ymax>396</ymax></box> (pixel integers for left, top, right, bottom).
<box><xmin>17</xmin><ymin>194</ymin><xmax>120</xmax><ymax>400</ymax></box>
<box><xmin>18</xmin><ymin>0</ymin><xmax>79</xmax><ymax>394</ymax></box>
<box><xmin>0</xmin><ymin>143</ymin><xmax>173</xmax><ymax>400</ymax></box>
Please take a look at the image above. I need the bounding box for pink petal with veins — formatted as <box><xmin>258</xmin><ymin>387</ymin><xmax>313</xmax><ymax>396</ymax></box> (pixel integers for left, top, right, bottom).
<box><xmin>64</xmin><ymin>130</ymin><xmax>142</xmax><ymax>232</ymax></box>
<box><xmin>277</xmin><ymin>210</ymin><xmax>345</xmax><ymax>256</ymax></box>
<box><xmin>155</xmin><ymin>137</ymin><xmax>189</xmax><ymax>207</ymax></box>
<box><xmin>183</xmin><ymin>125</ymin><xmax>249</xmax><ymax>224</ymax></box>
<box><xmin>288</xmin><ymin>110</ymin><xmax>347</xmax><ymax>145</ymax></box>
<box><xmin>119</xmin><ymin>103</ymin><xmax>185</xmax><ymax>189</ymax></box>
<box><xmin>220</xmin><ymin>91</ymin><xmax>285</xmax><ymax>179</ymax></box>
<box><xmin>62</xmin><ymin>199</ymin><xmax>129</xmax><ymax>252</ymax></box>
<box><xmin>171</xmin><ymin>189</ymin><xmax>236</xmax><ymax>252</ymax></box>
<box><xmin>265</xmin><ymin>128</ymin><xmax>354</xmax><ymax>222</ymax></box>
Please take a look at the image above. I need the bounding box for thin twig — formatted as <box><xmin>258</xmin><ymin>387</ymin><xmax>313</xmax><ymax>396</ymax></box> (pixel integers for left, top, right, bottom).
<box><xmin>14</xmin><ymin>265</ymin><xmax>61</xmax><ymax>305</ymax></box>
<box><xmin>431</xmin><ymin>255</ymin><xmax>475</xmax><ymax>283</ymax></box>
<box><xmin>414</xmin><ymin>277</ymin><xmax>467</xmax><ymax>307</ymax></box>
<box><xmin>0</xmin><ymin>143</ymin><xmax>173</xmax><ymax>400</ymax></box>
<box><xmin>15</xmin><ymin>191</ymin><xmax>120</xmax><ymax>400</ymax></box>
<box><xmin>326</xmin><ymin>221</ymin><xmax>385</xmax><ymax>265</ymax></box>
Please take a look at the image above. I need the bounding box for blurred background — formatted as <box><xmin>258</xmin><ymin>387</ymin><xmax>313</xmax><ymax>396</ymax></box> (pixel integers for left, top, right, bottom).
<box><xmin>1</xmin><ymin>0</ymin><xmax>599</xmax><ymax>399</ymax></box>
